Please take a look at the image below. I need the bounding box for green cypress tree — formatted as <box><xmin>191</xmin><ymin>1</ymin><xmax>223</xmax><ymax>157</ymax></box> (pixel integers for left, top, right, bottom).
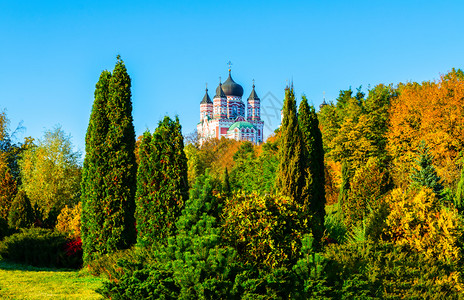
<box><xmin>8</xmin><ymin>190</ymin><xmax>34</xmax><ymax>230</ymax></box>
<box><xmin>135</xmin><ymin>116</ymin><xmax>188</xmax><ymax>246</ymax></box>
<box><xmin>276</xmin><ymin>86</ymin><xmax>306</xmax><ymax>203</ymax></box>
<box><xmin>104</xmin><ymin>56</ymin><xmax>137</xmax><ymax>251</ymax></box>
<box><xmin>81</xmin><ymin>70</ymin><xmax>111</xmax><ymax>262</ymax></box>
<box><xmin>298</xmin><ymin>96</ymin><xmax>326</xmax><ymax>247</ymax></box>
<box><xmin>410</xmin><ymin>141</ymin><xmax>443</xmax><ymax>198</ymax></box>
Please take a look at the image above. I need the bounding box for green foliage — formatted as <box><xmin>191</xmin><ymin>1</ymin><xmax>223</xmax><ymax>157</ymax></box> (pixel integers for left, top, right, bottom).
<box><xmin>323</xmin><ymin>241</ymin><xmax>463</xmax><ymax>298</ymax></box>
<box><xmin>320</xmin><ymin>85</ymin><xmax>394</xmax><ymax>173</ymax></box>
<box><xmin>410</xmin><ymin>141</ymin><xmax>444</xmax><ymax>198</ymax></box>
<box><xmin>222</xmin><ymin>193</ymin><xmax>305</xmax><ymax>269</ymax></box>
<box><xmin>0</xmin><ymin>217</ymin><xmax>10</xmax><ymax>241</ymax></box>
<box><xmin>276</xmin><ymin>87</ymin><xmax>306</xmax><ymax>204</ymax></box>
<box><xmin>19</xmin><ymin>126</ymin><xmax>81</xmax><ymax>223</ymax></box>
<box><xmin>230</xmin><ymin>139</ymin><xmax>279</xmax><ymax>195</ymax></box>
<box><xmin>100</xmin><ymin>173</ymin><xmax>239</xmax><ymax>299</ymax></box>
<box><xmin>298</xmin><ymin>96</ymin><xmax>326</xmax><ymax>248</ymax></box>
<box><xmin>0</xmin><ymin>228</ymin><xmax>82</xmax><ymax>268</ymax></box>
<box><xmin>135</xmin><ymin>116</ymin><xmax>189</xmax><ymax>246</ymax></box>
<box><xmin>86</xmin><ymin>247</ymin><xmax>139</xmax><ymax>278</ymax></box>
<box><xmin>7</xmin><ymin>190</ymin><xmax>34</xmax><ymax>230</ymax></box>
<box><xmin>0</xmin><ymin>110</ymin><xmax>33</xmax><ymax>182</ymax></box>
<box><xmin>455</xmin><ymin>163</ymin><xmax>464</xmax><ymax>211</ymax></box>
<box><xmin>323</xmin><ymin>205</ymin><xmax>347</xmax><ymax>244</ymax></box>
<box><xmin>338</xmin><ymin>160</ymin><xmax>350</xmax><ymax>212</ymax></box>
<box><xmin>222</xmin><ymin>167</ymin><xmax>231</xmax><ymax>196</ymax></box>
<box><xmin>343</xmin><ymin>157</ymin><xmax>390</xmax><ymax>229</ymax></box>
<box><xmin>81</xmin><ymin>57</ymin><xmax>137</xmax><ymax>263</ymax></box>
<box><xmin>81</xmin><ymin>69</ymin><xmax>111</xmax><ymax>263</ymax></box>
<box><xmin>230</xmin><ymin>141</ymin><xmax>256</xmax><ymax>190</ymax></box>
<box><xmin>291</xmin><ymin>234</ymin><xmax>334</xmax><ymax>299</ymax></box>
<box><xmin>104</xmin><ymin>56</ymin><xmax>137</xmax><ymax>252</ymax></box>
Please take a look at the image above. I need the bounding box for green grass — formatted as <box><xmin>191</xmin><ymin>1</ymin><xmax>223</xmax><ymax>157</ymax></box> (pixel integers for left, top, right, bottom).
<box><xmin>0</xmin><ymin>259</ymin><xmax>104</xmax><ymax>299</ymax></box>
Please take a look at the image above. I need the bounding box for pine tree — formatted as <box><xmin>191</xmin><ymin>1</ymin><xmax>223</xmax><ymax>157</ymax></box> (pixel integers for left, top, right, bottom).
<box><xmin>276</xmin><ymin>86</ymin><xmax>306</xmax><ymax>203</ymax></box>
<box><xmin>8</xmin><ymin>190</ymin><xmax>34</xmax><ymax>229</ymax></box>
<box><xmin>104</xmin><ymin>56</ymin><xmax>137</xmax><ymax>251</ymax></box>
<box><xmin>135</xmin><ymin>116</ymin><xmax>188</xmax><ymax>246</ymax></box>
<box><xmin>298</xmin><ymin>96</ymin><xmax>326</xmax><ymax>247</ymax></box>
<box><xmin>410</xmin><ymin>141</ymin><xmax>443</xmax><ymax>198</ymax></box>
<box><xmin>81</xmin><ymin>70</ymin><xmax>111</xmax><ymax>262</ymax></box>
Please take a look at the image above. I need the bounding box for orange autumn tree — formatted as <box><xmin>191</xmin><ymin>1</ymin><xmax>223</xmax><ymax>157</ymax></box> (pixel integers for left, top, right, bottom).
<box><xmin>388</xmin><ymin>69</ymin><xmax>464</xmax><ymax>188</ymax></box>
<box><xmin>184</xmin><ymin>137</ymin><xmax>242</xmax><ymax>186</ymax></box>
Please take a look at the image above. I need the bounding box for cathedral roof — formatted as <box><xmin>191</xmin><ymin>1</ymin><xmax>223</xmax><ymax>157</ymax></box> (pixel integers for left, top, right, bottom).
<box><xmin>222</xmin><ymin>71</ymin><xmax>244</xmax><ymax>97</ymax></box>
<box><xmin>214</xmin><ymin>82</ymin><xmax>227</xmax><ymax>98</ymax></box>
<box><xmin>200</xmin><ymin>88</ymin><xmax>212</xmax><ymax>104</ymax></box>
<box><xmin>248</xmin><ymin>84</ymin><xmax>259</xmax><ymax>101</ymax></box>
<box><xmin>228</xmin><ymin>121</ymin><xmax>256</xmax><ymax>132</ymax></box>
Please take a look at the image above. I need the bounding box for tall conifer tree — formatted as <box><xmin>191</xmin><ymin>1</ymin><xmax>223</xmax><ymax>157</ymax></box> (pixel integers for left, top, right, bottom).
<box><xmin>81</xmin><ymin>56</ymin><xmax>137</xmax><ymax>261</ymax></box>
<box><xmin>104</xmin><ymin>56</ymin><xmax>137</xmax><ymax>251</ymax></box>
<box><xmin>135</xmin><ymin>116</ymin><xmax>188</xmax><ymax>246</ymax></box>
<box><xmin>276</xmin><ymin>86</ymin><xmax>306</xmax><ymax>204</ymax></box>
<box><xmin>81</xmin><ymin>70</ymin><xmax>111</xmax><ymax>262</ymax></box>
<box><xmin>298</xmin><ymin>96</ymin><xmax>326</xmax><ymax>246</ymax></box>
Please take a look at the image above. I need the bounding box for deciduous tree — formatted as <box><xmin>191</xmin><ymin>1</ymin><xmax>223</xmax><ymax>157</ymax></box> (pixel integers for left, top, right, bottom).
<box><xmin>19</xmin><ymin>126</ymin><xmax>81</xmax><ymax>222</ymax></box>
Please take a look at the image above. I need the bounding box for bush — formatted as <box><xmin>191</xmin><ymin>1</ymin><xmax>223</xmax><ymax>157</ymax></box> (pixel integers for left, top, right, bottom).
<box><xmin>85</xmin><ymin>247</ymin><xmax>139</xmax><ymax>279</ymax></box>
<box><xmin>324</xmin><ymin>241</ymin><xmax>464</xmax><ymax>298</ymax></box>
<box><xmin>0</xmin><ymin>227</ymin><xmax>82</xmax><ymax>268</ymax></box>
<box><xmin>384</xmin><ymin>187</ymin><xmax>463</xmax><ymax>264</ymax></box>
<box><xmin>222</xmin><ymin>192</ymin><xmax>305</xmax><ymax>269</ymax></box>
<box><xmin>99</xmin><ymin>173</ymin><xmax>240</xmax><ymax>299</ymax></box>
<box><xmin>323</xmin><ymin>204</ymin><xmax>346</xmax><ymax>244</ymax></box>
<box><xmin>0</xmin><ymin>216</ymin><xmax>10</xmax><ymax>240</ymax></box>
<box><xmin>55</xmin><ymin>202</ymin><xmax>81</xmax><ymax>239</ymax></box>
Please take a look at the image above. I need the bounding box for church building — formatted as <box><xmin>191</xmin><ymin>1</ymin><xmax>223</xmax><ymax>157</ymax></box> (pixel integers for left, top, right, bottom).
<box><xmin>197</xmin><ymin>69</ymin><xmax>264</xmax><ymax>144</ymax></box>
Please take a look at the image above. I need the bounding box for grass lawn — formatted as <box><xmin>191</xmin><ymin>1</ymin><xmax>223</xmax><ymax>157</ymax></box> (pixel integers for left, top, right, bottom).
<box><xmin>0</xmin><ymin>259</ymin><xmax>104</xmax><ymax>299</ymax></box>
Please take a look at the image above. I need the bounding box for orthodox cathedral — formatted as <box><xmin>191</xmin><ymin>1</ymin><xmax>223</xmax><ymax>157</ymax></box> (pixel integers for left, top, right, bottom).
<box><xmin>197</xmin><ymin>69</ymin><xmax>264</xmax><ymax>145</ymax></box>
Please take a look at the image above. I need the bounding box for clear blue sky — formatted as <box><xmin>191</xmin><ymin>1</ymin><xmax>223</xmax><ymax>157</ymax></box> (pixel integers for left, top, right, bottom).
<box><xmin>1</xmin><ymin>0</ymin><xmax>463</xmax><ymax>154</ymax></box>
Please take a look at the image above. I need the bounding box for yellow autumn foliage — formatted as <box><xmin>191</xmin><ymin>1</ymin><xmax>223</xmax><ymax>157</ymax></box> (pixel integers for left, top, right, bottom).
<box><xmin>222</xmin><ymin>192</ymin><xmax>305</xmax><ymax>269</ymax></box>
<box><xmin>384</xmin><ymin>187</ymin><xmax>462</xmax><ymax>264</ymax></box>
<box><xmin>0</xmin><ymin>154</ymin><xmax>17</xmax><ymax>220</ymax></box>
<box><xmin>55</xmin><ymin>202</ymin><xmax>82</xmax><ymax>239</ymax></box>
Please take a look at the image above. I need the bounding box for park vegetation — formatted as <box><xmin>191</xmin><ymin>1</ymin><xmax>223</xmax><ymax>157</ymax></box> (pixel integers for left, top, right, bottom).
<box><xmin>1</xmin><ymin>60</ymin><xmax>464</xmax><ymax>298</ymax></box>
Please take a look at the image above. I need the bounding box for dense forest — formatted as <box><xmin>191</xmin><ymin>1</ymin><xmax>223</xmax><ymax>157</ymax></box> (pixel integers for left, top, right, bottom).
<box><xmin>1</xmin><ymin>59</ymin><xmax>464</xmax><ymax>299</ymax></box>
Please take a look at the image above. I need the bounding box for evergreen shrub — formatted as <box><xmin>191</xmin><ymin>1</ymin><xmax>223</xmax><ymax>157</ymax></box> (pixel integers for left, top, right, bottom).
<box><xmin>0</xmin><ymin>227</ymin><xmax>82</xmax><ymax>268</ymax></box>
